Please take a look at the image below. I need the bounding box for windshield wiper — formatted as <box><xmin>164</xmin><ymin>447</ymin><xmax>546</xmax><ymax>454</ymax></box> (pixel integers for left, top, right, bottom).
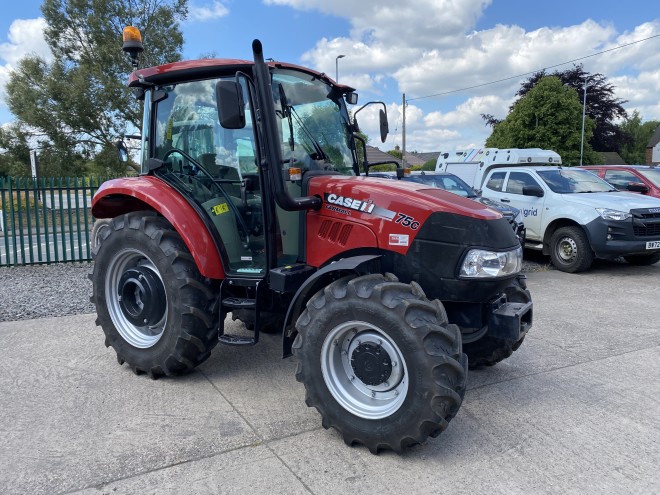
<box><xmin>289</xmin><ymin>106</ymin><xmax>328</xmax><ymax>160</ymax></box>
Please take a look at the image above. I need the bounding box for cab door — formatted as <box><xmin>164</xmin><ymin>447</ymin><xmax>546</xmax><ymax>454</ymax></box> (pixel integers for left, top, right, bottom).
<box><xmin>484</xmin><ymin>171</ymin><xmax>545</xmax><ymax>242</ymax></box>
<box><xmin>151</xmin><ymin>77</ymin><xmax>266</xmax><ymax>276</ymax></box>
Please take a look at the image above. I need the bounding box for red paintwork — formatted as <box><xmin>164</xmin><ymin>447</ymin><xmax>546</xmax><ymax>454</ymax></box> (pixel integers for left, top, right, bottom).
<box><xmin>128</xmin><ymin>59</ymin><xmax>354</xmax><ymax>90</ymax></box>
<box><xmin>92</xmin><ymin>176</ymin><xmax>225</xmax><ymax>279</ymax></box>
<box><xmin>306</xmin><ymin>175</ymin><xmax>501</xmax><ymax>267</ymax></box>
<box><xmin>579</xmin><ymin>165</ymin><xmax>660</xmax><ymax>198</ymax></box>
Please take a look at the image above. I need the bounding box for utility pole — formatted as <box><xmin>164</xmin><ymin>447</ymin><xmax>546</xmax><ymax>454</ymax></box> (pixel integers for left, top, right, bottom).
<box><xmin>402</xmin><ymin>93</ymin><xmax>406</xmax><ymax>168</ymax></box>
<box><xmin>579</xmin><ymin>79</ymin><xmax>589</xmax><ymax>166</ymax></box>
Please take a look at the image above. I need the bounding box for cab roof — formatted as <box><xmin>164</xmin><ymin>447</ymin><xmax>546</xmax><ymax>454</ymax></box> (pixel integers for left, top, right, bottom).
<box><xmin>128</xmin><ymin>58</ymin><xmax>356</xmax><ymax>92</ymax></box>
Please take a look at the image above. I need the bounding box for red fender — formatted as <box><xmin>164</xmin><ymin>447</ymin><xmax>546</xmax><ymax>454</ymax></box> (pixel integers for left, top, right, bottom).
<box><xmin>92</xmin><ymin>176</ymin><xmax>225</xmax><ymax>279</ymax></box>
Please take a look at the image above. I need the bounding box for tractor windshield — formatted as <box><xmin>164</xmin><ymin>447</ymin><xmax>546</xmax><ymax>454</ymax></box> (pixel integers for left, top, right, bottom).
<box><xmin>272</xmin><ymin>69</ymin><xmax>356</xmax><ymax>176</ymax></box>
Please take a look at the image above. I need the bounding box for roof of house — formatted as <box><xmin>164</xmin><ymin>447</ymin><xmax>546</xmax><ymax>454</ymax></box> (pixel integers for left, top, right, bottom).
<box><xmin>365</xmin><ymin>146</ymin><xmax>401</xmax><ymax>166</ymax></box>
<box><xmin>597</xmin><ymin>151</ymin><xmax>626</xmax><ymax>165</ymax></box>
<box><xmin>365</xmin><ymin>147</ymin><xmax>441</xmax><ymax>167</ymax></box>
<box><xmin>408</xmin><ymin>151</ymin><xmax>441</xmax><ymax>164</ymax></box>
<box><xmin>647</xmin><ymin>124</ymin><xmax>660</xmax><ymax>148</ymax></box>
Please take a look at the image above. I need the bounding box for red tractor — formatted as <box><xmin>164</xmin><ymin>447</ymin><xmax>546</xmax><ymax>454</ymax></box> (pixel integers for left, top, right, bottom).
<box><xmin>90</xmin><ymin>27</ymin><xmax>533</xmax><ymax>454</ymax></box>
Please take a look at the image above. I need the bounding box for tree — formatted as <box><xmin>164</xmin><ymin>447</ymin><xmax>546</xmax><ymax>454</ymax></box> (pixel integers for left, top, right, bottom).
<box><xmin>485</xmin><ymin>76</ymin><xmax>599</xmax><ymax>165</ymax></box>
<box><xmin>421</xmin><ymin>160</ymin><xmax>436</xmax><ymax>171</ymax></box>
<box><xmin>0</xmin><ymin>124</ymin><xmax>31</xmax><ymax>177</ymax></box>
<box><xmin>513</xmin><ymin>65</ymin><xmax>627</xmax><ymax>152</ymax></box>
<box><xmin>387</xmin><ymin>149</ymin><xmax>403</xmax><ymax>160</ymax></box>
<box><xmin>4</xmin><ymin>0</ymin><xmax>188</xmax><ymax>175</ymax></box>
<box><xmin>618</xmin><ymin>111</ymin><xmax>660</xmax><ymax>164</ymax></box>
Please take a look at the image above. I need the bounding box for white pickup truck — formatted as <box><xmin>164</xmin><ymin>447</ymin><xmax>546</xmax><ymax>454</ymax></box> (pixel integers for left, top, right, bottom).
<box><xmin>437</xmin><ymin>150</ymin><xmax>660</xmax><ymax>272</ymax></box>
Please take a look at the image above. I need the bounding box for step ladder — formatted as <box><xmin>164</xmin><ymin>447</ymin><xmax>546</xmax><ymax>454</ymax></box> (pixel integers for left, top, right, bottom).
<box><xmin>218</xmin><ymin>277</ymin><xmax>262</xmax><ymax>346</ymax></box>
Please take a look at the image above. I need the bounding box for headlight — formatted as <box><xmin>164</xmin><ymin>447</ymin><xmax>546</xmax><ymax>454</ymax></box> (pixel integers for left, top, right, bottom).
<box><xmin>595</xmin><ymin>208</ymin><xmax>631</xmax><ymax>221</ymax></box>
<box><xmin>459</xmin><ymin>246</ymin><xmax>522</xmax><ymax>278</ymax></box>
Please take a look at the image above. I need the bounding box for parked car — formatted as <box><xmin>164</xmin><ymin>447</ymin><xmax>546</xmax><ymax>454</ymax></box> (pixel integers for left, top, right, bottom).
<box><xmin>578</xmin><ymin>165</ymin><xmax>660</xmax><ymax>198</ymax></box>
<box><xmin>367</xmin><ymin>171</ymin><xmax>526</xmax><ymax>245</ymax></box>
<box><xmin>439</xmin><ymin>163</ymin><xmax>660</xmax><ymax>272</ymax></box>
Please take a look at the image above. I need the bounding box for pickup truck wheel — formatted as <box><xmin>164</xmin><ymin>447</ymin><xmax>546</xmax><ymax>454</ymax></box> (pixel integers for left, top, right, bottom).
<box><xmin>464</xmin><ymin>277</ymin><xmax>531</xmax><ymax>369</ymax></box>
<box><xmin>550</xmin><ymin>226</ymin><xmax>594</xmax><ymax>273</ymax></box>
<box><xmin>623</xmin><ymin>253</ymin><xmax>660</xmax><ymax>266</ymax></box>
<box><xmin>90</xmin><ymin>211</ymin><xmax>219</xmax><ymax>378</ymax></box>
<box><xmin>293</xmin><ymin>273</ymin><xmax>467</xmax><ymax>454</ymax></box>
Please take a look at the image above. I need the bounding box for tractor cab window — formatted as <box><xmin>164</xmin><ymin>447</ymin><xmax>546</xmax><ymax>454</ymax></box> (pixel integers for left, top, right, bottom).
<box><xmin>272</xmin><ymin>69</ymin><xmax>356</xmax><ymax>177</ymax></box>
<box><xmin>152</xmin><ymin>78</ymin><xmax>265</xmax><ymax>275</ymax></box>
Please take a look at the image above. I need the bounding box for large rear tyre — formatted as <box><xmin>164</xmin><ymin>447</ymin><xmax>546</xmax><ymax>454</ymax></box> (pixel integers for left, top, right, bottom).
<box><xmin>550</xmin><ymin>226</ymin><xmax>594</xmax><ymax>273</ymax></box>
<box><xmin>90</xmin><ymin>211</ymin><xmax>219</xmax><ymax>378</ymax></box>
<box><xmin>463</xmin><ymin>277</ymin><xmax>531</xmax><ymax>369</ymax></box>
<box><xmin>293</xmin><ymin>273</ymin><xmax>467</xmax><ymax>454</ymax></box>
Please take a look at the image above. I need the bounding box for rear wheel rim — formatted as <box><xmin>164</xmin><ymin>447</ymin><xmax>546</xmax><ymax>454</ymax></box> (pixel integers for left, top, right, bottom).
<box><xmin>105</xmin><ymin>248</ymin><xmax>167</xmax><ymax>349</ymax></box>
<box><xmin>321</xmin><ymin>321</ymin><xmax>408</xmax><ymax>419</ymax></box>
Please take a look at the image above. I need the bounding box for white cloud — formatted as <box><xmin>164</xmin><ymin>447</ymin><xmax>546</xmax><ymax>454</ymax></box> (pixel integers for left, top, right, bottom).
<box><xmin>286</xmin><ymin>0</ymin><xmax>660</xmax><ymax>152</ymax></box>
<box><xmin>0</xmin><ymin>18</ymin><xmax>51</xmax><ymax>113</ymax></box>
<box><xmin>188</xmin><ymin>1</ymin><xmax>230</xmax><ymax>22</ymax></box>
<box><xmin>0</xmin><ymin>18</ymin><xmax>50</xmax><ymax>65</ymax></box>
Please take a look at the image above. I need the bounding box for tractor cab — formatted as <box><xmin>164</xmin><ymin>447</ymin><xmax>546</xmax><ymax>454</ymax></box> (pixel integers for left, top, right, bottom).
<box><xmin>128</xmin><ymin>59</ymin><xmax>361</xmax><ymax>278</ymax></box>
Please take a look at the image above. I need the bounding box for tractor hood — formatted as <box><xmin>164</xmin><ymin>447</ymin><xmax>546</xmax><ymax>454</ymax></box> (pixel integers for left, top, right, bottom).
<box><xmin>311</xmin><ymin>175</ymin><xmax>502</xmax><ymax>223</ymax></box>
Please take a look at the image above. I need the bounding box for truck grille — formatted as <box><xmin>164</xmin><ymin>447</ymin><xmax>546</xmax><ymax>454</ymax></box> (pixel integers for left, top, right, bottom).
<box><xmin>630</xmin><ymin>209</ymin><xmax>660</xmax><ymax>237</ymax></box>
<box><xmin>633</xmin><ymin>224</ymin><xmax>660</xmax><ymax>236</ymax></box>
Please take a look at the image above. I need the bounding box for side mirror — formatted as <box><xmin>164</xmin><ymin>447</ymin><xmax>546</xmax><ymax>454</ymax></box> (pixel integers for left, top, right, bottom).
<box><xmin>522</xmin><ymin>185</ymin><xmax>544</xmax><ymax>197</ymax></box>
<box><xmin>216</xmin><ymin>80</ymin><xmax>246</xmax><ymax>129</ymax></box>
<box><xmin>353</xmin><ymin>101</ymin><xmax>388</xmax><ymax>142</ymax></box>
<box><xmin>115</xmin><ymin>140</ymin><xmax>129</xmax><ymax>163</ymax></box>
<box><xmin>379</xmin><ymin>109</ymin><xmax>389</xmax><ymax>143</ymax></box>
<box><xmin>345</xmin><ymin>92</ymin><xmax>358</xmax><ymax>105</ymax></box>
<box><xmin>626</xmin><ymin>182</ymin><xmax>649</xmax><ymax>194</ymax></box>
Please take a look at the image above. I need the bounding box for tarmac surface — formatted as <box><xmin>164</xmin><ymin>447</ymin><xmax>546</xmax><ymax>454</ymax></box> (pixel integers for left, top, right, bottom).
<box><xmin>1</xmin><ymin>261</ymin><xmax>659</xmax><ymax>494</ymax></box>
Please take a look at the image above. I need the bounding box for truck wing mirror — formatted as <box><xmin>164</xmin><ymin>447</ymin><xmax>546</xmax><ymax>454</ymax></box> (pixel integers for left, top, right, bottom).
<box><xmin>115</xmin><ymin>140</ymin><xmax>129</xmax><ymax>163</ymax></box>
<box><xmin>522</xmin><ymin>185</ymin><xmax>544</xmax><ymax>197</ymax></box>
<box><xmin>626</xmin><ymin>182</ymin><xmax>649</xmax><ymax>193</ymax></box>
<box><xmin>216</xmin><ymin>80</ymin><xmax>246</xmax><ymax>129</ymax></box>
<box><xmin>345</xmin><ymin>92</ymin><xmax>358</xmax><ymax>105</ymax></box>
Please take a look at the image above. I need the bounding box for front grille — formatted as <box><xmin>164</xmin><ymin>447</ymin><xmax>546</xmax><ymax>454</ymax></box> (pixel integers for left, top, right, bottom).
<box><xmin>633</xmin><ymin>223</ymin><xmax>660</xmax><ymax>237</ymax></box>
<box><xmin>628</xmin><ymin>209</ymin><xmax>660</xmax><ymax>237</ymax></box>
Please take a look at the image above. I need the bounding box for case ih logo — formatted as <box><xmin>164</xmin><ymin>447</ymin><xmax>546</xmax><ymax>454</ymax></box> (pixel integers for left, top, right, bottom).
<box><xmin>324</xmin><ymin>193</ymin><xmax>375</xmax><ymax>213</ymax></box>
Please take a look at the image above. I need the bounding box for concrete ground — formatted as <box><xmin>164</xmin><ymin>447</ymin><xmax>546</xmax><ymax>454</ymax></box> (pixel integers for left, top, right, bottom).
<box><xmin>1</xmin><ymin>261</ymin><xmax>659</xmax><ymax>494</ymax></box>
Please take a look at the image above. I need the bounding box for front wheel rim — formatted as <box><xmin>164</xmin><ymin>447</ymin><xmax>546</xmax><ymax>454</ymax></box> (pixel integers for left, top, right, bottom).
<box><xmin>556</xmin><ymin>236</ymin><xmax>578</xmax><ymax>264</ymax></box>
<box><xmin>321</xmin><ymin>321</ymin><xmax>408</xmax><ymax>420</ymax></box>
<box><xmin>105</xmin><ymin>248</ymin><xmax>168</xmax><ymax>349</ymax></box>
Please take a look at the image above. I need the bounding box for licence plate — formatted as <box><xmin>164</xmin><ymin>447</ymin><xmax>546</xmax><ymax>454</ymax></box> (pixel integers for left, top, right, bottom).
<box><xmin>646</xmin><ymin>241</ymin><xmax>660</xmax><ymax>250</ymax></box>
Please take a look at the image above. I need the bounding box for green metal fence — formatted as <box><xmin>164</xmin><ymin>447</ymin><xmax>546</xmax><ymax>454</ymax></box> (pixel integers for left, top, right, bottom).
<box><xmin>0</xmin><ymin>177</ymin><xmax>109</xmax><ymax>266</ymax></box>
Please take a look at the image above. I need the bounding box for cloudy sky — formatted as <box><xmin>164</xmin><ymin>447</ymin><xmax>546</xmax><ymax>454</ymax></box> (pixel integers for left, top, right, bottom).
<box><xmin>1</xmin><ymin>0</ymin><xmax>659</xmax><ymax>153</ymax></box>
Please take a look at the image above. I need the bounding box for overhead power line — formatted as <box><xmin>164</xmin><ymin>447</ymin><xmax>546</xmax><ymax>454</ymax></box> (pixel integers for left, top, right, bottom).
<box><xmin>406</xmin><ymin>33</ymin><xmax>660</xmax><ymax>103</ymax></box>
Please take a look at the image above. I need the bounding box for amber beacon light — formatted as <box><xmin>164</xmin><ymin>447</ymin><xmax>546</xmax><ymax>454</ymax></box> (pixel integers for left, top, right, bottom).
<box><xmin>122</xmin><ymin>26</ymin><xmax>144</xmax><ymax>69</ymax></box>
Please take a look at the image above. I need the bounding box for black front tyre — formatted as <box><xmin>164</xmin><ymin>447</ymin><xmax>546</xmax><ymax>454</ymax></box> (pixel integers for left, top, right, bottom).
<box><xmin>624</xmin><ymin>253</ymin><xmax>660</xmax><ymax>266</ymax></box>
<box><xmin>293</xmin><ymin>273</ymin><xmax>467</xmax><ymax>454</ymax></box>
<box><xmin>550</xmin><ymin>226</ymin><xmax>594</xmax><ymax>273</ymax></box>
<box><xmin>463</xmin><ymin>277</ymin><xmax>531</xmax><ymax>369</ymax></box>
<box><xmin>90</xmin><ymin>211</ymin><xmax>219</xmax><ymax>378</ymax></box>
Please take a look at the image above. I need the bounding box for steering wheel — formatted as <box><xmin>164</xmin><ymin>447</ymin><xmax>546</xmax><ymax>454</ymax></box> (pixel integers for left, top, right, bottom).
<box><xmin>160</xmin><ymin>148</ymin><xmax>253</xmax><ymax>247</ymax></box>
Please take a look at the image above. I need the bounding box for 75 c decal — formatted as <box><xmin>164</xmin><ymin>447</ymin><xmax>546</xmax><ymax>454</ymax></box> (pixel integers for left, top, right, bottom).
<box><xmin>395</xmin><ymin>213</ymin><xmax>420</xmax><ymax>230</ymax></box>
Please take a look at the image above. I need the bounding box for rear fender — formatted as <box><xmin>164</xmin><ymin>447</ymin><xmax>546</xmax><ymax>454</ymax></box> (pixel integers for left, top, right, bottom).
<box><xmin>282</xmin><ymin>254</ymin><xmax>381</xmax><ymax>357</ymax></box>
<box><xmin>92</xmin><ymin>176</ymin><xmax>224</xmax><ymax>279</ymax></box>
